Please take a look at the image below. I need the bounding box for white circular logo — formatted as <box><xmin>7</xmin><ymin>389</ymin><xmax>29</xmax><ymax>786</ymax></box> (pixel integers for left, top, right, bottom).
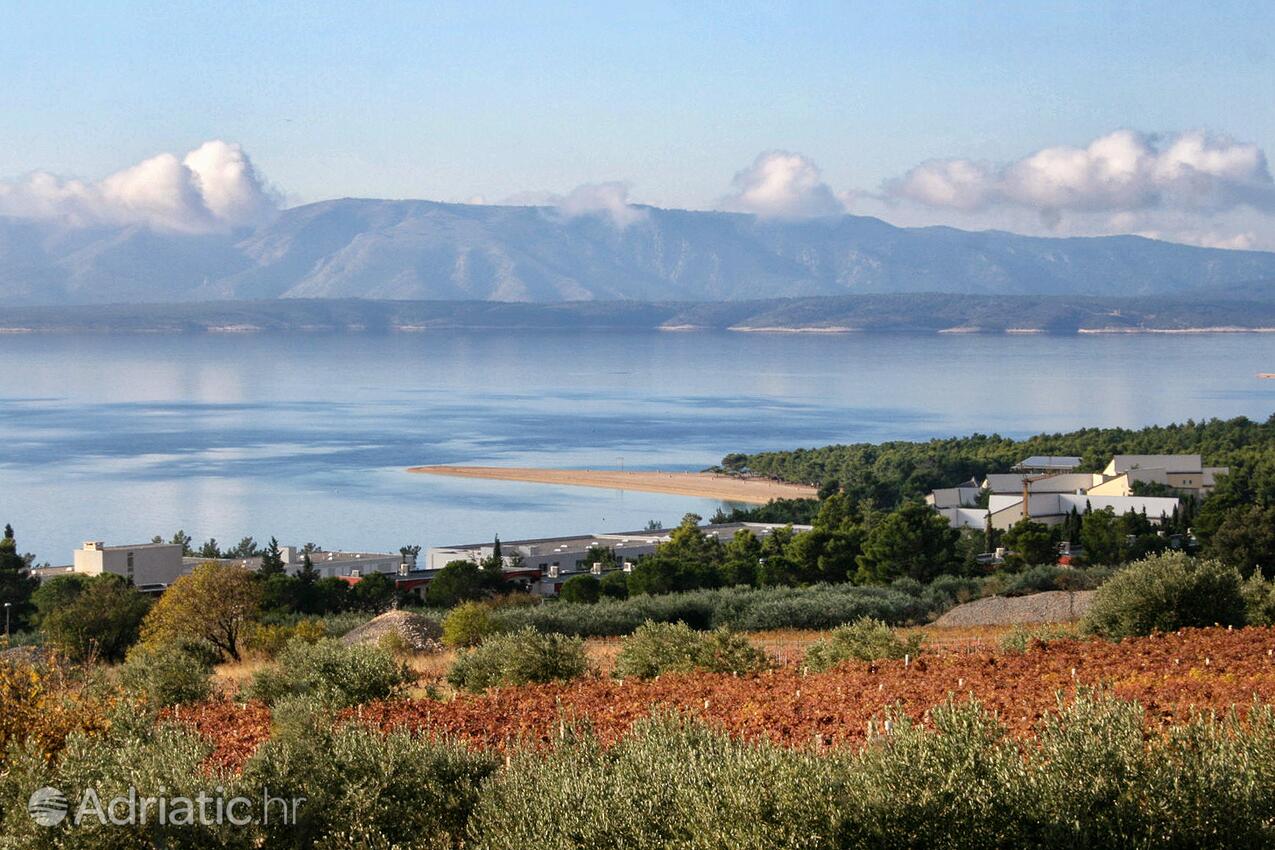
<box><xmin>28</xmin><ymin>786</ymin><xmax>68</xmax><ymax>827</ymax></box>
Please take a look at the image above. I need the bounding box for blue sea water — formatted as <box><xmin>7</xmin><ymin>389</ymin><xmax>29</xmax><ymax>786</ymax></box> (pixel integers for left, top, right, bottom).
<box><xmin>2</xmin><ymin>329</ymin><xmax>1273</xmax><ymax>563</ymax></box>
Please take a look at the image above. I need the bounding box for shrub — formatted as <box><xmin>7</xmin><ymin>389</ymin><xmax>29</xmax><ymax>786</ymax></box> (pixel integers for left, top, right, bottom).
<box><xmin>443</xmin><ymin>600</ymin><xmax>501</xmax><ymax>647</ymax></box>
<box><xmin>613</xmin><ymin>621</ymin><xmax>771</xmax><ymax>679</ymax></box>
<box><xmin>468</xmin><ymin>713</ymin><xmax>840</xmax><ymax>850</ymax></box>
<box><xmin>0</xmin><ymin>715</ymin><xmax>239</xmax><ymax>848</ymax></box>
<box><xmin>560</xmin><ymin>574</ymin><xmax>601</xmax><ymax>604</ymax></box>
<box><xmin>247</xmin><ymin>637</ymin><xmax>415</xmax><ymax>707</ymax></box>
<box><xmin>245</xmin><ymin>617</ymin><xmax>327</xmax><ymax>657</ymax></box>
<box><xmin>803</xmin><ymin>617</ymin><xmax>922</xmax><ymax>672</ymax></box>
<box><xmin>1082</xmin><ymin>553</ymin><xmax>1246</xmax><ymax>639</ymax></box>
<box><xmin>118</xmin><ymin>644</ymin><xmax>213</xmax><ymax>706</ymax></box>
<box><xmin>1241</xmin><ymin>572</ymin><xmax>1275</xmax><ymax>626</ymax></box>
<box><xmin>242</xmin><ymin>702</ymin><xmax>497</xmax><ymax>850</ymax></box>
<box><xmin>491</xmin><ymin>583</ymin><xmax>929</xmax><ymax>639</ymax></box>
<box><xmin>0</xmin><ymin>656</ymin><xmax>112</xmax><ymax>768</ymax></box>
<box><xmin>447</xmin><ymin>627</ymin><xmax>588</xmax><ymax>693</ymax></box>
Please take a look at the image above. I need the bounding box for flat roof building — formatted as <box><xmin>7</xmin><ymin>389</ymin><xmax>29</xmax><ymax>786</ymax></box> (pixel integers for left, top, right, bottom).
<box><xmin>427</xmin><ymin>522</ymin><xmax>812</xmax><ymax>596</ymax></box>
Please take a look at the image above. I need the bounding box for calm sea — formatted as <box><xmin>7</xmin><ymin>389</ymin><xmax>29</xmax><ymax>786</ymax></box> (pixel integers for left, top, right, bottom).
<box><xmin>2</xmin><ymin>330</ymin><xmax>1273</xmax><ymax>563</ymax></box>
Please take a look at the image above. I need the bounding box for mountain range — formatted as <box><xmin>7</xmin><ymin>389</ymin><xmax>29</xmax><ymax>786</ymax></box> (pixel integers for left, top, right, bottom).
<box><xmin>3</xmin><ymin>198</ymin><xmax>1275</xmax><ymax>306</ymax></box>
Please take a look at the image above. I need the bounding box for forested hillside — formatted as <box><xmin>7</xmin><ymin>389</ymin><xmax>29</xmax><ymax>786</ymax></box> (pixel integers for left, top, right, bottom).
<box><xmin>726</xmin><ymin>415</ymin><xmax>1275</xmax><ymax>516</ymax></box>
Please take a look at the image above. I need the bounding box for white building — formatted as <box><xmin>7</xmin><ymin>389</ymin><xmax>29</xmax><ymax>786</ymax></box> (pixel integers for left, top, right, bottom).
<box><xmin>72</xmin><ymin>540</ymin><xmax>186</xmax><ymax>591</ymax></box>
<box><xmin>929</xmin><ymin>453</ymin><xmax>1210</xmax><ymax>532</ymax></box>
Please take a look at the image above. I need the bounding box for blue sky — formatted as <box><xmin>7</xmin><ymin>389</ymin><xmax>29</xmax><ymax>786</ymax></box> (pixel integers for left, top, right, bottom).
<box><xmin>2</xmin><ymin>1</ymin><xmax>1274</xmax><ymax>246</ymax></box>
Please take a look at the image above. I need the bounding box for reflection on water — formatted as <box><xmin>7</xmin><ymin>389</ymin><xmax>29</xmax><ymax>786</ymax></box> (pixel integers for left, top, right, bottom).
<box><xmin>1</xmin><ymin>330</ymin><xmax>1272</xmax><ymax>561</ymax></box>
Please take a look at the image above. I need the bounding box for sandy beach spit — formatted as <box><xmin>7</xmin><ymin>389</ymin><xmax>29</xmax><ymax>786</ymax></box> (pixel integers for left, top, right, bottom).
<box><xmin>407</xmin><ymin>466</ymin><xmax>817</xmax><ymax>504</ymax></box>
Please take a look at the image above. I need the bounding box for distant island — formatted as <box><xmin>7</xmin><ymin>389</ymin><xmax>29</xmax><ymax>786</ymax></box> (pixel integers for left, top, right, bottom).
<box><xmin>4</xmin><ymin>198</ymin><xmax>1275</xmax><ymax>308</ymax></box>
<box><xmin>6</xmin><ymin>292</ymin><xmax>1275</xmax><ymax>334</ymax></box>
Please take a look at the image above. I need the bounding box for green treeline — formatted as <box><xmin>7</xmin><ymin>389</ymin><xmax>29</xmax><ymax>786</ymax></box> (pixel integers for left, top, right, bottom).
<box><xmin>726</xmin><ymin>414</ymin><xmax>1275</xmax><ymax>514</ymax></box>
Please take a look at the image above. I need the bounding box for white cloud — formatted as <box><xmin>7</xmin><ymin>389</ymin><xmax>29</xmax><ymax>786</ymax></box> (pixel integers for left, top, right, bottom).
<box><xmin>555</xmin><ymin>182</ymin><xmax>647</xmax><ymax>228</ymax></box>
<box><xmin>0</xmin><ymin>140</ymin><xmax>277</xmax><ymax>233</ymax></box>
<box><xmin>720</xmin><ymin>150</ymin><xmax>845</xmax><ymax>219</ymax></box>
<box><xmin>887</xmin><ymin>130</ymin><xmax>1275</xmax><ymax>224</ymax></box>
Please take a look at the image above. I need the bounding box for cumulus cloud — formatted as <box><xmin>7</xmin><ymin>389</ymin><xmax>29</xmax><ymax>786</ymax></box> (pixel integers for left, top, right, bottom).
<box><xmin>887</xmin><ymin>130</ymin><xmax>1275</xmax><ymax>225</ymax></box>
<box><xmin>555</xmin><ymin>182</ymin><xmax>647</xmax><ymax>228</ymax></box>
<box><xmin>720</xmin><ymin>150</ymin><xmax>845</xmax><ymax>219</ymax></box>
<box><xmin>0</xmin><ymin>140</ymin><xmax>277</xmax><ymax>233</ymax></box>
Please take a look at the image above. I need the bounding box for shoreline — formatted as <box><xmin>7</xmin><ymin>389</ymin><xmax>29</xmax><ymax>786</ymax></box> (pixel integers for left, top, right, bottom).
<box><xmin>407</xmin><ymin>466</ymin><xmax>818</xmax><ymax>504</ymax></box>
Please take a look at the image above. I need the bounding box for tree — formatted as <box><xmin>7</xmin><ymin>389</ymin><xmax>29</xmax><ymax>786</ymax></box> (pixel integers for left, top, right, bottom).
<box><xmin>1002</xmin><ymin>519</ymin><xmax>1056</xmax><ymax>567</ymax></box>
<box><xmin>349</xmin><ymin>572</ymin><xmax>396</xmax><ymax>612</ymax></box>
<box><xmin>425</xmin><ymin>560</ymin><xmax>502</xmax><ymax>608</ymax></box>
<box><xmin>310</xmin><ymin>576</ymin><xmax>349</xmax><ymax>614</ymax></box>
<box><xmin>560</xmin><ymin>574</ymin><xmax>601</xmax><ymax>604</ymax></box>
<box><xmin>1208</xmin><ymin>504</ymin><xmax>1275</xmax><ymax>579</ymax></box>
<box><xmin>140</xmin><ymin>563</ymin><xmax>261</xmax><ymax>661</ymax></box>
<box><xmin>1080</xmin><ymin>507</ymin><xmax>1122</xmax><ymax>566</ymax></box>
<box><xmin>38</xmin><ymin>573</ymin><xmax>150</xmax><ymax>662</ymax></box>
<box><xmin>628</xmin><ymin>515</ymin><xmax>725</xmax><ymax>596</ymax></box>
<box><xmin>259</xmin><ymin>537</ymin><xmax>285</xmax><ymax>576</ymax></box>
<box><xmin>854</xmin><ymin>500</ymin><xmax>959</xmax><ymax>584</ymax></box>
<box><xmin>721</xmin><ymin>529</ymin><xmax>762</xmax><ymax>586</ymax></box>
<box><xmin>227</xmin><ymin>537</ymin><xmax>260</xmax><ymax>559</ymax></box>
<box><xmin>198</xmin><ymin>538</ymin><xmax>222</xmax><ymax>559</ymax></box>
<box><xmin>260</xmin><ymin>573</ymin><xmax>302</xmax><ymax>613</ymax></box>
<box><xmin>0</xmin><ymin>524</ymin><xmax>38</xmax><ymax>632</ymax></box>
<box><xmin>576</xmin><ymin>545</ymin><xmax>617</xmax><ymax>571</ymax></box>
<box><xmin>598</xmin><ymin>569</ymin><xmax>630</xmax><ymax>600</ymax></box>
<box><xmin>298</xmin><ymin>552</ymin><xmax>318</xmax><ymax>583</ymax></box>
<box><xmin>169</xmin><ymin>530</ymin><xmax>194</xmax><ymax>556</ymax></box>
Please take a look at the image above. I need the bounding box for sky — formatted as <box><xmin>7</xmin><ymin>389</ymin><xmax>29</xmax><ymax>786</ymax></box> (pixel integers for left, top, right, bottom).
<box><xmin>1</xmin><ymin>1</ymin><xmax>1274</xmax><ymax>247</ymax></box>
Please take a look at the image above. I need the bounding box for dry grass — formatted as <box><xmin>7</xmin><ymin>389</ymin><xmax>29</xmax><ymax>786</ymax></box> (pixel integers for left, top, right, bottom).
<box><xmin>213</xmin><ymin>623</ymin><xmax>1025</xmax><ymax>700</ymax></box>
<box><xmin>211</xmin><ymin>657</ymin><xmax>272</xmax><ymax>697</ymax></box>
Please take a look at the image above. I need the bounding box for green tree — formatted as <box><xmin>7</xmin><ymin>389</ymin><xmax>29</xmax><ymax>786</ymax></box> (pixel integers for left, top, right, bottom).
<box><xmin>140</xmin><ymin>562</ymin><xmax>261</xmax><ymax>661</ymax></box>
<box><xmin>227</xmin><ymin>536</ymin><xmax>260</xmax><ymax>559</ymax></box>
<box><xmin>39</xmin><ymin>573</ymin><xmax>150</xmax><ymax>662</ymax></box>
<box><xmin>259</xmin><ymin>536</ymin><xmax>286</xmax><ymax>576</ymax></box>
<box><xmin>349</xmin><ymin>572</ymin><xmax>396</xmax><ymax>612</ymax></box>
<box><xmin>424</xmin><ymin>560</ymin><xmax>504</xmax><ymax>608</ymax></box>
<box><xmin>854</xmin><ymin>501</ymin><xmax>958</xmax><ymax>584</ymax></box>
<box><xmin>598</xmin><ymin>569</ymin><xmax>630</xmax><ymax>600</ymax></box>
<box><xmin>721</xmin><ymin>529</ymin><xmax>762</xmax><ymax>586</ymax></box>
<box><xmin>198</xmin><ymin>538</ymin><xmax>222</xmax><ymax>559</ymax></box>
<box><xmin>260</xmin><ymin>573</ymin><xmax>302</xmax><ymax>613</ymax></box>
<box><xmin>0</xmin><ymin>524</ymin><xmax>38</xmax><ymax>633</ymax></box>
<box><xmin>576</xmin><ymin>545</ymin><xmax>618</xmax><ymax>572</ymax></box>
<box><xmin>628</xmin><ymin>514</ymin><xmax>725</xmax><ymax>595</ymax></box>
<box><xmin>311</xmin><ymin>576</ymin><xmax>350</xmax><ymax>614</ymax></box>
<box><xmin>1002</xmin><ymin>519</ymin><xmax>1056</xmax><ymax>567</ymax></box>
<box><xmin>169</xmin><ymin>530</ymin><xmax>194</xmax><ymax>556</ymax></box>
<box><xmin>559</xmin><ymin>574</ymin><xmax>601</xmax><ymax>604</ymax></box>
<box><xmin>1207</xmin><ymin>504</ymin><xmax>1275</xmax><ymax>579</ymax></box>
<box><xmin>1080</xmin><ymin>507</ymin><xmax>1122</xmax><ymax>566</ymax></box>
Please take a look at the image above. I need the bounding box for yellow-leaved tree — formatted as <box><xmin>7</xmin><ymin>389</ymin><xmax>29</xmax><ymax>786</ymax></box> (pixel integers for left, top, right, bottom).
<box><xmin>140</xmin><ymin>562</ymin><xmax>260</xmax><ymax>661</ymax></box>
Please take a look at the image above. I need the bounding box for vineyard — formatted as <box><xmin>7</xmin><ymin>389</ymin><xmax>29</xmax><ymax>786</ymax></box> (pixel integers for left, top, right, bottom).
<box><xmin>179</xmin><ymin>625</ymin><xmax>1275</xmax><ymax>770</ymax></box>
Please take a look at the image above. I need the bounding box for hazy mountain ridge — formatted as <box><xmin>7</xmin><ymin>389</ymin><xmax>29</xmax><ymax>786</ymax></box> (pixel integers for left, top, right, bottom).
<box><xmin>7</xmin><ymin>293</ymin><xmax>1275</xmax><ymax>334</ymax></box>
<box><xmin>3</xmin><ymin>198</ymin><xmax>1275</xmax><ymax>306</ymax></box>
